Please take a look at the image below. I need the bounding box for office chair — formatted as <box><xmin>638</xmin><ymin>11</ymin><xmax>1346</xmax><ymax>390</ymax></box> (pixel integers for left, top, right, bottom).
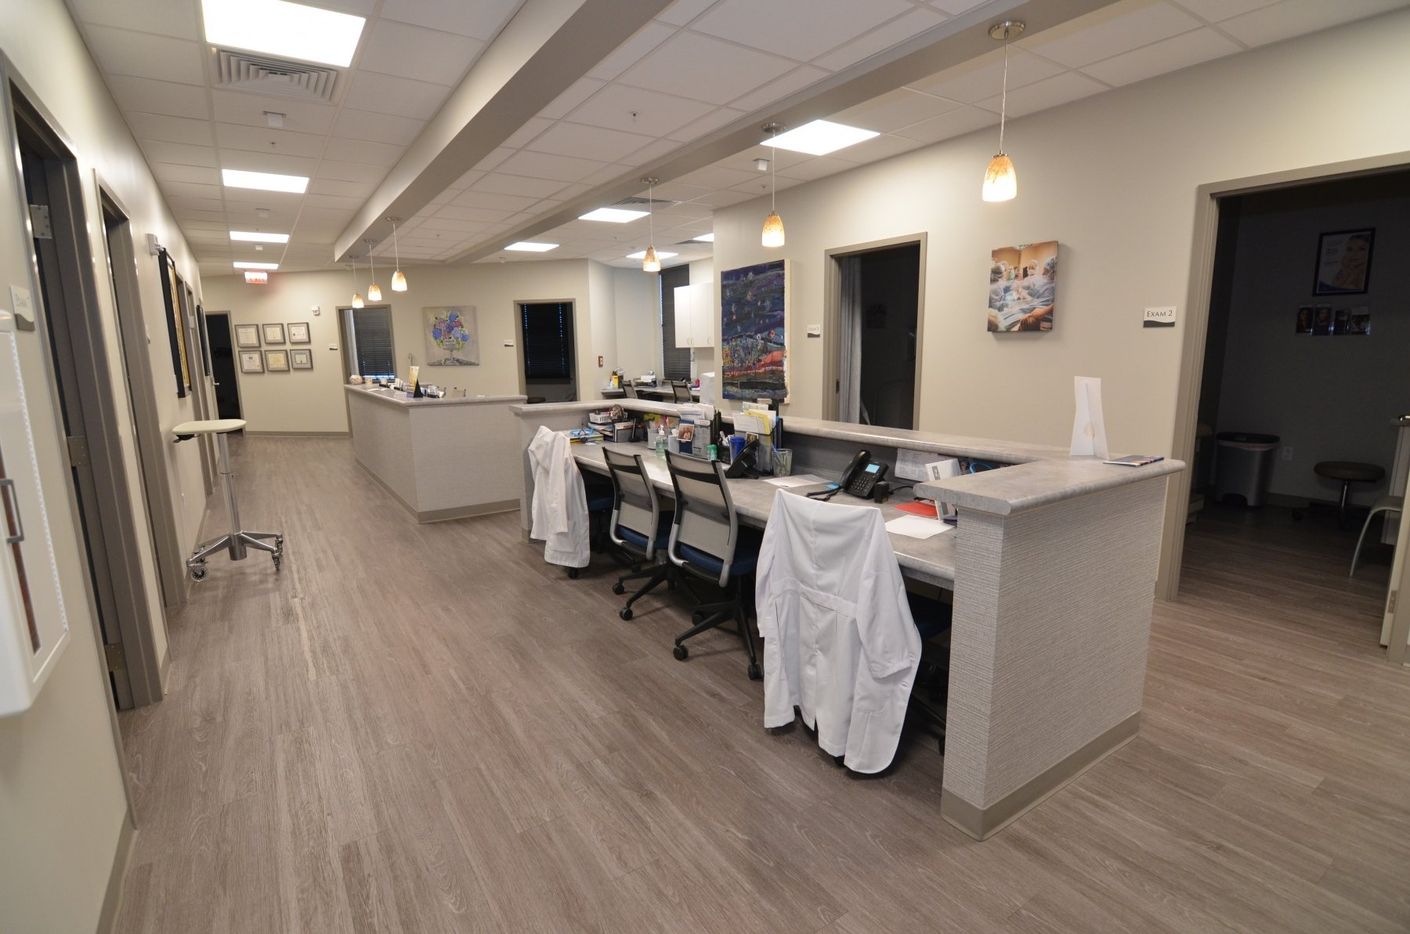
<box><xmin>664</xmin><ymin>450</ymin><xmax>762</xmax><ymax>679</ymax></box>
<box><xmin>604</xmin><ymin>448</ymin><xmax>673</xmax><ymax>619</ymax></box>
<box><xmin>623</xmin><ymin>383</ymin><xmax>638</xmax><ymax>399</ymax></box>
<box><xmin>671</xmin><ymin>380</ymin><xmax>693</xmax><ymax>403</ymax></box>
<box><xmin>905</xmin><ymin>589</ymin><xmax>953</xmax><ymax>754</ymax></box>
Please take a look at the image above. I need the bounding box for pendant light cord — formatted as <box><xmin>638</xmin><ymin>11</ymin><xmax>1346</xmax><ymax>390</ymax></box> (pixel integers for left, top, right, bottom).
<box><xmin>392</xmin><ymin>220</ymin><xmax>401</xmax><ymax>270</ymax></box>
<box><xmin>648</xmin><ymin>180</ymin><xmax>654</xmax><ymax>244</ymax></box>
<box><xmin>770</xmin><ymin>127</ymin><xmax>777</xmax><ymax>211</ymax></box>
<box><xmin>998</xmin><ymin>32</ymin><xmax>1010</xmax><ymax>155</ymax></box>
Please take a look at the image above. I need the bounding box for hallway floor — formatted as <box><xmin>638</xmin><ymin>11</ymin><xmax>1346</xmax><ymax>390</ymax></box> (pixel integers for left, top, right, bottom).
<box><xmin>113</xmin><ymin>438</ymin><xmax>1410</xmax><ymax>933</ymax></box>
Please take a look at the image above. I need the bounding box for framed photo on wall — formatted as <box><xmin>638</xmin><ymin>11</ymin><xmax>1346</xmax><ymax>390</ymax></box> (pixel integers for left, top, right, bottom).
<box><xmin>264</xmin><ymin>349</ymin><xmax>290</xmax><ymax>372</ymax></box>
<box><xmin>262</xmin><ymin>322</ymin><xmax>286</xmax><ymax>344</ymax></box>
<box><xmin>1314</xmin><ymin>228</ymin><xmax>1373</xmax><ymax>295</ymax></box>
<box><xmin>239</xmin><ymin>350</ymin><xmax>263</xmax><ymax>373</ymax></box>
<box><xmin>287</xmin><ymin>322</ymin><xmax>310</xmax><ymax>343</ymax></box>
<box><xmin>289</xmin><ymin>348</ymin><xmax>313</xmax><ymax>370</ymax></box>
<box><xmin>235</xmin><ymin>323</ymin><xmax>260</xmax><ymax>348</ymax></box>
<box><xmin>988</xmin><ymin>241</ymin><xmax>1058</xmax><ymax>332</ymax></box>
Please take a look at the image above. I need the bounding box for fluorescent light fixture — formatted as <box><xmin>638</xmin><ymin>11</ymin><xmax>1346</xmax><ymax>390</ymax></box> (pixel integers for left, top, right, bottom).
<box><xmin>579</xmin><ymin>207</ymin><xmax>648</xmax><ymax>223</ymax></box>
<box><xmin>201</xmin><ymin>0</ymin><xmax>366</xmax><ymax>68</ymax></box>
<box><xmin>230</xmin><ymin>230</ymin><xmax>289</xmax><ymax>244</ymax></box>
<box><xmin>626</xmin><ymin>249</ymin><xmax>677</xmax><ymax>261</ymax></box>
<box><xmin>763</xmin><ymin>119</ymin><xmax>879</xmax><ymax>156</ymax></box>
<box><xmin>504</xmin><ymin>241</ymin><xmax>559</xmax><ymax>252</ymax></box>
<box><xmin>222</xmin><ymin>168</ymin><xmax>308</xmax><ymax>193</ymax></box>
<box><xmin>692</xmin><ymin>233</ymin><xmax>715</xmax><ymax>243</ymax></box>
<box><xmin>233</xmin><ymin>261</ymin><xmax>279</xmax><ymax>270</ymax></box>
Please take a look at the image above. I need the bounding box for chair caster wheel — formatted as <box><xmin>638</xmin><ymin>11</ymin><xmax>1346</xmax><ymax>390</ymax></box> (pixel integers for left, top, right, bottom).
<box><xmin>619</xmin><ymin>607</ymin><xmax>633</xmax><ymax>621</ymax></box>
<box><xmin>673</xmin><ymin>644</ymin><xmax>688</xmax><ymax>661</ymax></box>
<box><xmin>611</xmin><ymin>582</ymin><xmax>625</xmax><ymax>595</ymax></box>
<box><xmin>189</xmin><ymin>564</ymin><xmax>207</xmax><ymax>582</ymax></box>
<box><xmin>747</xmin><ymin>663</ymin><xmax>762</xmax><ymax>681</ymax></box>
<box><xmin>272</xmin><ymin>554</ymin><xmax>282</xmax><ymax>572</ymax></box>
<box><xmin>567</xmin><ymin>568</ymin><xmax>579</xmax><ymax>579</ymax></box>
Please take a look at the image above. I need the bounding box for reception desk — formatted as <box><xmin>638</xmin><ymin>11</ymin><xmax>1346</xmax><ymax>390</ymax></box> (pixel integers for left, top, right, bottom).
<box><xmin>346</xmin><ymin>385</ymin><xmax>526</xmax><ymax>522</ymax></box>
<box><xmin>511</xmin><ymin>398</ymin><xmax>1183</xmax><ymax>840</ymax></box>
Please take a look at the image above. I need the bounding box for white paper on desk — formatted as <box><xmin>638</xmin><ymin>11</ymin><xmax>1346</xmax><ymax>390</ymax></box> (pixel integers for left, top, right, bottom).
<box><xmin>1069</xmin><ymin>376</ymin><xmax>1111</xmax><ymax>460</ymax></box>
<box><xmin>764</xmin><ymin>474</ymin><xmax>826</xmax><ymax>488</ymax></box>
<box><xmin>885</xmin><ymin>515</ymin><xmax>953</xmax><ymax>540</ymax></box>
<box><xmin>698</xmin><ymin>372</ymin><xmax>718</xmax><ymax>406</ymax></box>
<box><xmin>734</xmin><ymin>411</ymin><xmax>771</xmax><ymax>435</ymax></box>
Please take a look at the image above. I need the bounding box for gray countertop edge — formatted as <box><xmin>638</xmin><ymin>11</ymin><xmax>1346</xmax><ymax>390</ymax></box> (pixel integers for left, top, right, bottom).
<box><xmin>510</xmin><ymin>399</ymin><xmax>688</xmax><ymax>418</ymax></box>
<box><xmin>729</xmin><ymin>414</ymin><xmax>1069</xmax><ymax>464</ymax></box>
<box><xmin>915</xmin><ymin>457</ymin><xmax>1186</xmax><ymax>516</ymax></box>
<box><xmin>346</xmin><ymin>385</ymin><xmax>527</xmax><ymax>408</ymax></box>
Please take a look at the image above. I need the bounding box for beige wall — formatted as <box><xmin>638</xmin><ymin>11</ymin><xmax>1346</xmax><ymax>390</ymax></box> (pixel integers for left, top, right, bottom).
<box><xmin>712</xmin><ymin>9</ymin><xmax>1410</xmax><ymax>458</ymax></box>
<box><xmin>612</xmin><ymin>266</ymin><xmax>659</xmax><ymax>377</ymax></box>
<box><xmin>203</xmin><ymin>258</ymin><xmax>662</xmax><ymax>432</ymax></box>
<box><xmin>0</xmin><ymin>0</ymin><xmax>210</xmax><ymax>930</ymax></box>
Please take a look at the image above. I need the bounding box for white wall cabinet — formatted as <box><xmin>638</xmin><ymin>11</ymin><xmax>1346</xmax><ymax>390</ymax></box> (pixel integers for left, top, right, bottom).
<box><xmin>673</xmin><ymin>281</ymin><xmax>714</xmax><ymax>349</ymax></box>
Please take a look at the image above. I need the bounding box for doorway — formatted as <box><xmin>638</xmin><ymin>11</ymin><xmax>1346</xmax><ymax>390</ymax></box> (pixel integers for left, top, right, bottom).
<box><xmin>825</xmin><ymin>236</ymin><xmax>925</xmax><ymax>429</ymax></box>
<box><xmin>517</xmin><ymin>300</ymin><xmax>578</xmax><ymax>403</ymax></box>
<box><xmin>205</xmin><ymin>312</ymin><xmax>243</xmax><ymax>420</ymax></box>
<box><xmin>9</xmin><ymin>83</ymin><xmax>163</xmax><ymax>707</ymax></box>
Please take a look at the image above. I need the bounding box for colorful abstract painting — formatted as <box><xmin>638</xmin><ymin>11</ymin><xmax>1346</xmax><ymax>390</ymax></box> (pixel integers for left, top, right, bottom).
<box><xmin>721</xmin><ymin>260</ymin><xmax>787</xmax><ymax>402</ymax></box>
<box><xmin>424</xmin><ymin>305</ymin><xmax>479</xmax><ymax>366</ymax></box>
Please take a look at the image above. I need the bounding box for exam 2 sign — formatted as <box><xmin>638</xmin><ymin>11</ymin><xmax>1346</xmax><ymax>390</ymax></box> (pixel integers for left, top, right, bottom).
<box><xmin>1143</xmin><ymin>306</ymin><xmax>1177</xmax><ymax>328</ymax></box>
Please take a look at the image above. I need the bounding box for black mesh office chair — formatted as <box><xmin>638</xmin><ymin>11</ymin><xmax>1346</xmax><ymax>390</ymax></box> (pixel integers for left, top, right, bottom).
<box><xmin>604</xmin><ymin>448</ymin><xmax>673</xmax><ymax>620</ymax></box>
<box><xmin>907</xmin><ymin>589</ymin><xmax>953</xmax><ymax>753</ymax></box>
<box><xmin>664</xmin><ymin>450</ymin><xmax>763</xmax><ymax>680</ymax></box>
<box><xmin>623</xmin><ymin>383</ymin><xmax>639</xmax><ymax>399</ymax></box>
<box><xmin>671</xmin><ymin>380</ymin><xmax>693</xmax><ymax>403</ymax></box>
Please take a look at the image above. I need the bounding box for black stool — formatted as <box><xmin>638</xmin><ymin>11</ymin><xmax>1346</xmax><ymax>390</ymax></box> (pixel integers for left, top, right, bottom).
<box><xmin>1314</xmin><ymin>461</ymin><xmax>1384</xmax><ymax>525</ymax></box>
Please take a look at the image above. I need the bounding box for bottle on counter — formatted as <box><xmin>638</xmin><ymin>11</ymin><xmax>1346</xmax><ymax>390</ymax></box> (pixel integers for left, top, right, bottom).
<box><xmin>655</xmin><ymin>424</ymin><xmax>667</xmax><ymax>458</ymax></box>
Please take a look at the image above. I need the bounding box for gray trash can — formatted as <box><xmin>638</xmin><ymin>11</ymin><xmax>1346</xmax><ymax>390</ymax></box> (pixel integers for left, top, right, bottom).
<box><xmin>1213</xmin><ymin>432</ymin><xmax>1279</xmax><ymax>507</ymax></box>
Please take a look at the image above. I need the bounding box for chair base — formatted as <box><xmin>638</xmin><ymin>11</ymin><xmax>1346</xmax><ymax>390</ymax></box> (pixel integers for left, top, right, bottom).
<box><xmin>614</xmin><ymin>561</ymin><xmax>673</xmax><ymax>620</ymax></box>
<box><xmin>672</xmin><ymin>589</ymin><xmax>761</xmax><ymax>680</ymax></box>
<box><xmin>187</xmin><ymin>530</ymin><xmax>283</xmax><ymax>581</ymax></box>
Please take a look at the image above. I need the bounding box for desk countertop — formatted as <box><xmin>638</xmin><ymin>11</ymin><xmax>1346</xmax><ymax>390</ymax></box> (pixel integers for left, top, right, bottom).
<box><xmin>573</xmin><ymin>442</ymin><xmax>957</xmax><ymax>585</ymax></box>
<box><xmin>917</xmin><ymin>456</ymin><xmax>1185</xmax><ymax>516</ymax></box>
<box><xmin>346</xmin><ymin>385</ymin><xmax>527</xmax><ymax>408</ymax></box>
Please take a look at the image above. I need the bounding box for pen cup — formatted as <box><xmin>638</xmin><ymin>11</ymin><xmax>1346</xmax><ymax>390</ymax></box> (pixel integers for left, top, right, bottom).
<box><xmin>728</xmin><ymin>435</ymin><xmax>746</xmax><ymax>462</ymax></box>
<box><xmin>772</xmin><ymin>448</ymin><xmax>793</xmax><ymax>477</ymax></box>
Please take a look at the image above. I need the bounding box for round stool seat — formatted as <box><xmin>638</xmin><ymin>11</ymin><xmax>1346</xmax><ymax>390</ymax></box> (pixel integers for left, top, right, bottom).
<box><xmin>172</xmin><ymin>418</ymin><xmax>246</xmax><ymax>438</ymax></box>
<box><xmin>1314</xmin><ymin>461</ymin><xmax>1384</xmax><ymax>483</ymax></box>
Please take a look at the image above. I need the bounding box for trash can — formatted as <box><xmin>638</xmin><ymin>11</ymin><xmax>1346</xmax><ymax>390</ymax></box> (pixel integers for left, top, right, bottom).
<box><xmin>1213</xmin><ymin>432</ymin><xmax>1279</xmax><ymax>507</ymax></box>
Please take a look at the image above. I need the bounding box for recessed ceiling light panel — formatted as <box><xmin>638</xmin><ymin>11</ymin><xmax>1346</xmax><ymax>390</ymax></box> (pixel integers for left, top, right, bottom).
<box><xmin>505</xmin><ymin>241</ymin><xmax>560</xmax><ymax>252</ymax></box>
<box><xmin>579</xmin><ymin>207</ymin><xmax>649</xmax><ymax>223</ymax></box>
<box><xmin>202</xmin><ymin>0</ymin><xmax>366</xmax><ymax>68</ymax></box>
<box><xmin>763</xmin><ymin>119</ymin><xmax>879</xmax><ymax>156</ymax></box>
<box><xmin>233</xmin><ymin>261</ymin><xmax>279</xmax><ymax>270</ymax></box>
<box><xmin>230</xmin><ymin>230</ymin><xmax>289</xmax><ymax>243</ymax></box>
<box><xmin>222</xmin><ymin>169</ymin><xmax>308</xmax><ymax>193</ymax></box>
<box><xmin>626</xmin><ymin>249</ymin><xmax>677</xmax><ymax>260</ymax></box>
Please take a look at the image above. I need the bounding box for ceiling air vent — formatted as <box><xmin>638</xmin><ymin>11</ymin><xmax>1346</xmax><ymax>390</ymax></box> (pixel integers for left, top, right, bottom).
<box><xmin>212</xmin><ymin>49</ymin><xmax>340</xmax><ymax>104</ymax></box>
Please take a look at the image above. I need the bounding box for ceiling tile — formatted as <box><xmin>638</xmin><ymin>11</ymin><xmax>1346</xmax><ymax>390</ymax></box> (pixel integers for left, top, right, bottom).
<box><xmin>162</xmin><ymin>180</ymin><xmax>224</xmax><ymax>202</ymax></box>
<box><xmin>813</xmin><ymin>8</ymin><xmax>950</xmax><ymax>71</ymax></box>
<box><xmin>891</xmin><ymin>105</ymin><xmax>998</xmax><ymax>143</ymax></box>
<box><xmin>68</xmin><ymin>0</ymin><xmax>198</xmax><ymax>40</ymax></box>
<box><xmin>437</xmin><ymin>204</ymin><xmax>513</xmax><ymax>223</ymax></box>
<box><xmin>828</xmin><ymin>132</ymin><xmax>925</xmax><ymax>164</ymax></box>
<box><xmin>218</xmin><ymin>149</ymin><xmax>321</xmax><ymax>176</ymax></box>
<box><xmin>568</xmin><ymin>84</ymin><xmax>716</xmax><ymax>137</ymax></box>
<box><xmin>331</xmin><ymin>108</ymin><xmax>425</xmax><ymax>145</ymax></box>
<box><xmin>528</xmin><ymin>122</ymin><xmax>656</xmax><ymax>162</ymax></box>
<box><xmin>928</xmin><ymin>0</ymin><xmax>990</xmax><ymax>12</ymax></box>
<box><xmin>215</xmin><ymin>122</ymin><xmax>327</xmax><ymax>158</ymax></box>
<box><xmin>315</xmin><ymin>160</ymin><xmax>390</xmax><ymax>183</ymax></box>
<box><xmin>210</xmin><ymin>91</ymin><xmax>337</xmax><ymax>134</ymax></box>
<box><xmin>621</xmin><ymin>137</ymin><xmax>680</xmax><ymax>167</ymax></box>
<box><xmin>907</xmin><ymin>47</ymin><xmax>1065</xmax><ymax>103</ymax></box>
<box><xmin>588</xmin><ymin>21</ymin><xmax>677</xmax><ymax>80</ymax></box>
<box><xmin>303</xmin><ymin>193</ymin><xmax>366</xmax><ymax>210</ymax></box>
<box><xmin>359</xmin><ymin>19</ymin><xmax>486</xmax><ymax>86</ymax></box>
<box><xmin>1081</xmin><ymin>26</ymin><xmax>1242</xmax><ymax>86</ymax></box>
<box><xmin>308</xmin><ymin>178</ymin><xmax>377</xmax><ymax>199</ymax></box>
<box><xmin>500</xmin><ymin>116</ymin><xmax>553</xmax><ymax>149</ymax></box>
<box><xmin>1021</xmin><ymin>1</ymin><xmax>1204</xmax><ymax>69</ymax></box>
<box><xmin>692</xmin><ymin>0</ymin><xmax>914</xmax><ymax>62</ymax></box>
<box><xmin>496</xmin><ymin>149</ymin><xmax>607</xmax><ymax>183</ymax></box>
<box><xmin>378</xmin><ymin>0</ymin><xmax>524</xmax><ymax>40</ymax></box>
<box><xmin>538</xmin><ymin>78</ymin><xmax>606</xmax><ymax>120</ymax></box>
<box><xmin>666</xmin><ymin>106</ymin><xmax>746</xmax><ymax>144</ymax></box>
<box><xmin>769</xmin><ymin>154</ymin><xmax>859</xmax><ymax>182</ymax></box>
<box><xmin>450</xmin><ymin>189</ymin><xmax>541</xmax><ymax>212</ymax></box>
<box><xmin>106</xmin><ymin>75</ymin><xmax>210</xmax><ymax>119</ymax></box>
<box><xmin>343</xmin><ymin>72</ymin><xmax>452</xmax><ymax>119</ymax></box>
<box><xmin>150</xmin><ymin>162</ymin><xmax>222</xmax><ymax>185</ymax></box>
<box><xmin>974</xmin><ymin>71</ymin><xmax>1108</xmax><ymax>118</ymax></box>
<box><xmin>140</xmin><ymin>140</ymin><xmax>220</xmax><ymax>168</ymax></box>
<box><xmin>472</xmin><ymin>173</ymin><xmax>568</xmax><ymax>198</ymax></box>
<box><xmin>82</xmin><ymin>25</ymin><xmax>204</xmax><ymax>85</ymax></box>
<box><xmin>474</xmin><ymin>148</ymin><xmax>514</xmax><ymax>172</ymax></box>
<box><xmin>834</xmin><ymin>88</ymin><xmax>962</xmax><ymax>133</ymax></box>
<box><xmin>656</xmin><ymin>0</ymin><xmax>719</xmax><ymax>26</ymax></box>
<box><xmin>617</xmin><ymin>32</ymin><xmax>796</xmax><ymax>106</ymax></box>
<box><xmin>1218</xmin><ymin>0</ymin><xmax>1409</xmax><ymax>46</ymax></box>
<box><xmin>127</xmin><ymin>112</ymin><xmax>214</xmax><ymax>147</ymax></box>
<box><xmin>676</xmin><ymin>164</ymin><xmax>759</xmax><ymax>189</ymax></box>
<box><xmin>1170</xmin><ymin>0</ymin><xmax>1281</xmax><ymax>22</ymax></box>
<box><xmin>727</xmin><ymin>65</ymin><xmax>830</xmax><ymax>112</ymax></box>
<box><xmin>325</xmin><ymin>137</ymin><xmax>408</xmax><ymax>167</ymax></box>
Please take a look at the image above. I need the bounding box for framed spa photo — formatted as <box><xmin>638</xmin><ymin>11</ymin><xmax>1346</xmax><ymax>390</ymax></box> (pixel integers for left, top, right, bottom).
<box><xmin>1314</xmin><ymin>228</ymin><xmax>1373</xmax><ymax>295</ymax></box>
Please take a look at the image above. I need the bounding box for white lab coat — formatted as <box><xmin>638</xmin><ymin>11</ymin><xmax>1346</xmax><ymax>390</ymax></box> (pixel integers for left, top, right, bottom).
<box><xmin>755</xmin><ymin>492</ymin><xmax>921</xmax><ymax>773</ymax></box>
<box><xmin>527</xmin><ymin>425</ymin><xmax>590</xmax><ymax>569</ymax></box>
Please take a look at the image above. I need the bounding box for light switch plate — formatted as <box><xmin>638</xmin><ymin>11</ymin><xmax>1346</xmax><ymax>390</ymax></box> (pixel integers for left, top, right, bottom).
<box><xmin>1143</xmin><ymin>306</ymin><xmax>1176</xmax><ymax>328</ymax></box>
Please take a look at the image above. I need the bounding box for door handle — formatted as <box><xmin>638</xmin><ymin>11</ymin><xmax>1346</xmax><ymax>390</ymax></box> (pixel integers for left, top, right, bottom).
<box><xmin>0</xmin><ymin>477</ymin><xmax>24</xmax><ymax>545</ymax></box>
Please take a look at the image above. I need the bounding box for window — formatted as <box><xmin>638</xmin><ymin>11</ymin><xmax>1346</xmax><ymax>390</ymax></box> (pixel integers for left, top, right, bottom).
<box><xmin>520</xmin><ymin>301</ymin><xmax>575</xmax><ymax>382</ymax></box>
<box><xmin>343</xmin><ymin>306</ymin><xmax>395</xmax><ymax>379</ymax></box>
<box><xmin>659</xmin><ymin>265</ymin><xmax>690</xmax><ymax>381</ymax></box>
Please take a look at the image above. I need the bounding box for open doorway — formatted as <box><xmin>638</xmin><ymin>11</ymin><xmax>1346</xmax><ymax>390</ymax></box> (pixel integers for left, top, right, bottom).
<box><xmin>1182</xmin><ymin>169</ymin><xmax>1410</xmax><ymax>653</ymax></box>
<box><xmin>204</xmin><ymin>312</ymin><xmax>243</xmax><ymax>421</ymax></box>
<box><xmin>517</xmin><ymin>300</ymin><xmax>577</xmax><ymax>403</ymax></box>
<box><xmin>825</xmin><ymin>236</ymin><xmax>925</xmax><ymax>429</ymax></box>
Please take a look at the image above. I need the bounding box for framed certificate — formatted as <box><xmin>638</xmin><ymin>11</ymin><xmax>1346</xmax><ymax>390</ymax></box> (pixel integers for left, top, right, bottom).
<box><xmin>234</xmin><ymin>323</ymin><xmax>260</xmax><ymax>348</ymax></box>
<box><xmin>264</xmin><ymin>349</ymin><xmax>290</xmax><ymax>372</ymax></box>
<box><xmin>289</xmin><ymin>348</ymin><xmax>313</xmax><ymax>370</ymax></box>
<box><xmin>262</xmin><ymin>322</ymin><xmax>286</xmax><ymax>344</ymax></box>
<box><xmin>287</xmin><ymin>321</ymin><xmax>310</xmax><ymax>343</ymax></box>
<box><xmin>239</xmin><ymin>350</ymin><xmax>263</xmax><ymax>373</ymax></box>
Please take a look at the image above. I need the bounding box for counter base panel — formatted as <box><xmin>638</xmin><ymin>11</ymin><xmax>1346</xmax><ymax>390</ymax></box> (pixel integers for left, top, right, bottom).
<box><xmin>354</xmin><ymin>458</ymin><xmax>517</xmax><ymax>524</ymax></box>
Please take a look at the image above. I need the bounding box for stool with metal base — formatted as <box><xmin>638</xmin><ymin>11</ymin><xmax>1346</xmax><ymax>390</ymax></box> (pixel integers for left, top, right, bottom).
<box><xmin>172</xmin><ymin>419</ymin><xmax>283</xmax><ymax>581</ymax></box>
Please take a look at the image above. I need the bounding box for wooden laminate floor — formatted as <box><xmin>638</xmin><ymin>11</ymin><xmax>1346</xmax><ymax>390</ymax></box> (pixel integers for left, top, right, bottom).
<box><xmin>113</xmin><ymin>438</ymin><xmax>1410</xmax><ymax>933</ymax></box>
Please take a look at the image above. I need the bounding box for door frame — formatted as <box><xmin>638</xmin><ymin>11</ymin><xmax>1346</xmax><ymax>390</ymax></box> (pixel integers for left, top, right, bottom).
<box><xmin>204</xmin><ymin>311</ymin><xmax>245</xmax><ymax>421</ymax></box>
<box><xmin>822</xmin><ymin>232</ymin><xmax>928</xmax><ymax>426</ymax></box>
<box><xmin>1160</xmin><ymin>150</ymin><xmax>1410</xmax><ymax>624</ymax></box>
<box><xmin>95</xmin><ymin>178</ymin><xmax>187</xmax><ymax>613</ymax></box>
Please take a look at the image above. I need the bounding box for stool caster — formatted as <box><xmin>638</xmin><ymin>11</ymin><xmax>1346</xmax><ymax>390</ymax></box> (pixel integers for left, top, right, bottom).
<box><xmin>611</xmin><ymin>582</ymin><xmax>625</xmax><ymax>595</ymax></box>
<box><xmin>747</xmin><ymin>662</ymin><xmax>762</xmax><ymax>681</ymax></box>
<box><xmin>189</xmin><ymin>562</ymin><xmax>207</xmax><ymax>582</ymax></box>
<box><xmin>567</xmin><ymin>568</ymin><xmax>579</xmax><ymax>579</ymax></box>
<box><xmin>272</xmin><ymin>553</ymin><xmax>282</xmax><ymax>573</ymax></box>
<box><xmin>673</xmin><ymin>644</ymin><xmax>688</xmax><ymax>661</ymax></box>
<box><xmin>619</xmin><ymin>607</ymin><xmax>633</xmax><ymax>621</ymax></box>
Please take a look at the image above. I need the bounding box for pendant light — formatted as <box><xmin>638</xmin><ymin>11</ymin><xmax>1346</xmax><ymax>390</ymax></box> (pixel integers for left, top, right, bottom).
<box><xmin>388</xmin><ymin>216</ymin><xmax>408</xmax><ymax>292</ymax></box>
<box><xmin>365</xmin><ymin>239</ymin><xmax>382</xmax><ymax>302</ymax></box>
<box><xmin>982</xmin><ymin>20</ymin><xmax>1024</xmax><ymax>203</ymax></box>
<box><xmin>349</xmin><ymin>258</ymin><xmax>364</xmax><ymax>309</ymax></box>
<box><xmin>641</xmin><ymin>177</ymin><xmax>661</xmax><ymax>273</ymax></box>
<box><xmin>761</xmin><ymin>123</ymin><xmax>785</xmax><ymax>248</ymax></box>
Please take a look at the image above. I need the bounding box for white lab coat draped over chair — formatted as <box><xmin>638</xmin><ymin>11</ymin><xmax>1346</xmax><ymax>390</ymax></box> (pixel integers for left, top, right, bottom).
<box><xmin>527</xmin><ymin>425</ymin><xmax>590</xmax><ymax>569</ymax></box>
<box><xmin>755</xmin><ymin>492</ymin><xmax>921</xmax><ymax>773</ymax></box>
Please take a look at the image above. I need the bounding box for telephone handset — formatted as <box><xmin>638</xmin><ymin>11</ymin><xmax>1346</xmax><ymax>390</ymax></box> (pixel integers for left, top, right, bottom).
<box><xmin>839</xmin><ymin>450</ymin><xmax>887</xmax><ymax>500</ymax></box>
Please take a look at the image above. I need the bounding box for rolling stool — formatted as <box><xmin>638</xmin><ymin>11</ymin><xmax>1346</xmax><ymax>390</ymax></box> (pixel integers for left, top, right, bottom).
<box><xmin>1314</xmin><ymin>461</ymin><xmax>1385</xmax><ymax>526</ymax></box>
<box><xmin>172</xmin><ymin>419</ymin><xmax>283</xmax><ymax>581</ymax></box>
